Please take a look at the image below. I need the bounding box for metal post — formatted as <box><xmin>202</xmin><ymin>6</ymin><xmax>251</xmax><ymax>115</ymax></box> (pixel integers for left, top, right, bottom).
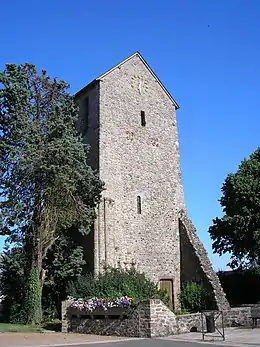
<box><xmin>103</xmin><ymin>198</ymin><xmax>107</xmax><ymax>267</ymax></box>
<box><xmin>201</xmin><ymin>310</ymin><xmax>225</xmax><ymax>341</ymax></box>
<box><xmin>201</xmin><ymin>312</ymin><xmax>205</xmax><ymax>340</ymax></box>
<box><xmin>222</xmin><ymin>310</ymin><xmax>225</xmax><ymax>341</ymax></box>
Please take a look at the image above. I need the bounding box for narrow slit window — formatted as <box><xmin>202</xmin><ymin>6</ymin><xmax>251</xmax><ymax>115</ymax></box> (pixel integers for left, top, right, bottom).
<box><xmin>141</xmin><ymin>111</ymin><xmax>146</xmax><ymax>127</ymax></box>
<box><xmin>137</xmin><ymin>196</ymin><xmax>141</xmax><ymax>214</ymax></box>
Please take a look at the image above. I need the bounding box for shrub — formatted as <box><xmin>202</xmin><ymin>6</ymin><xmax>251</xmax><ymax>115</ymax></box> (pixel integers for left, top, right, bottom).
<box><xmin>180</xmin><ymin>282</ymin><xmax>211</xmax><ymax>313</ymax></box>
<box><xmin>66</xmin><ymin>266</ymin><xmax>168</xmax><ymax>304</ymax></box>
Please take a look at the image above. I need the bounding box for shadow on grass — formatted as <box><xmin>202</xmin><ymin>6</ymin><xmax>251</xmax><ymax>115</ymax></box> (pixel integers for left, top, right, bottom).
<box><xmin>41</xmin><ymin>319</ymin><xmax>62</xmax><ymax>332</ymax></box>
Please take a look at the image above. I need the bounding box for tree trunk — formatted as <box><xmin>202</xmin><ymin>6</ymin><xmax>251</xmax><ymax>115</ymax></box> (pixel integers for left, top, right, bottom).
<box><xmin>23</xmin><ymin>225</ymin><xmax>43</xmax><ymax>325</ymax></box>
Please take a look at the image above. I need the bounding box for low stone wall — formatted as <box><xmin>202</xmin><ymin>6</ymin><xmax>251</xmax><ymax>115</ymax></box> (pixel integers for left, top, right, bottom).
<box><xmin>62</xmin><ymin>300</ymin><xmax>253</xmax><ymax>338</ymax></box>
<box><xmin>176</xmin><ymin>306</ymin><xmax>252</xmax><ymax>333</ymax></box>
<box><xmin>176</xmin><ymin>313</ymin><xmax>203</xmax><ymax>334</ymax></box>
<box><xmin>62</xmin><ymin>300</ymin><xmax>151</xmax><ymax>337</ymax></box>
<box><xmin>224</xmin><ymin>306</ymin><xmax>251</xmax><ymax>327</ymax></box>
<box><xmin>149</xmin><ymin>299</ymin><xmax>177</xmax><ymax>337</ymax></box>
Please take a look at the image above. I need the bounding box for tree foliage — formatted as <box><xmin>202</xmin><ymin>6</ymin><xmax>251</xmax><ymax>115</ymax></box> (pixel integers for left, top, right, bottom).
<box><xmin>0</xmin><ymin>230</ymin><xmax>86</xmax><ymax>323</ymax></box>
<box><xmin>0</xmin><ymin>63</ymin><xmax>103</xmax><ymax>323</ymax></box>
<box><xmin>42</xmin><ymin>228</ymin><xmax>86</xmax><ymax>318</ymax></box>
<box><xmin>209</xmin><ymin>148</ymin><xmax>260</xmax><ymax>269</ymax></box>
<box><xmin>0</xmin><ymin>247</ymin><xmax>26</xmax><ymax>323</ymax></box>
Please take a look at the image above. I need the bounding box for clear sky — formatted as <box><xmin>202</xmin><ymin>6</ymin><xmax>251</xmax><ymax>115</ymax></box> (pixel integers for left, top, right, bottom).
<box><xmin>1</xmin><ymin>0</ymin><xmax>259</xmax><ymax>270</ymax></box>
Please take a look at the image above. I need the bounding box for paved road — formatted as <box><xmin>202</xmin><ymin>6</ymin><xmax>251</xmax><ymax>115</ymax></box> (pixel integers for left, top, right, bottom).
<box><xmin>47</xmin><ymin>340</ymin><xmax>244</xmax><ymax>347</ymax></box>
<box><xmin>3</xmin><ymin>329</ymin><xmax>260</xmax><ymax>347</ymax></box>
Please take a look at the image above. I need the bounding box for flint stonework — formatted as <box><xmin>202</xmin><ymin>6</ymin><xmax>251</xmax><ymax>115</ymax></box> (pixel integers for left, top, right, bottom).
<box><xmin>75</xmin><ymin>52</ymin><xmax>229</xmax><ymax>310</ymax></box>
<box><xmin>62</xmin><ymin>300</ymin><xmax>252</xmax><ymax>337</ymax></box>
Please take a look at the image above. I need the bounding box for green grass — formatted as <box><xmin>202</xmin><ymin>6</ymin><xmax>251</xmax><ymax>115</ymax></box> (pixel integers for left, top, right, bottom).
<box><xmin>0</xmin><ymin>323</ymin><xmax>44</xmax><ymax>333</ymax></box>
<box><xmin>0</xmin><ymin>319</ymin><xmax>62</xmax><ymax>333</ymax></box>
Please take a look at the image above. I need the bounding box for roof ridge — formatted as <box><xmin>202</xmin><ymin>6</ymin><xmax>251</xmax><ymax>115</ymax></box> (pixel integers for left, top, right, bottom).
<box><xmin>76</xmin><ymin>52</ymin><xmax>179</xmax><ymax>109</ymax></box>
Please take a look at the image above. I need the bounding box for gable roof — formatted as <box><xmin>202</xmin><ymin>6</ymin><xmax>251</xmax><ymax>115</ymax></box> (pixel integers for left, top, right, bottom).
<box><xmin>75</xmin><ymin>52</ymin><xmax>179</xmax><ymax>109</ymax></box>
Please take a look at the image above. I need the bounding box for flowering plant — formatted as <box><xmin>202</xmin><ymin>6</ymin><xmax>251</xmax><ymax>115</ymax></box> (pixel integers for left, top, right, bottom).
<box><xmin>66</xmin><ymin>266</ymin><xmax>169</xmax><ymax>308</ymax></box>
<box><xmin>67</xmin><ymin>295</ymin><xmax>134</xmax><ymax>312</ymax></box>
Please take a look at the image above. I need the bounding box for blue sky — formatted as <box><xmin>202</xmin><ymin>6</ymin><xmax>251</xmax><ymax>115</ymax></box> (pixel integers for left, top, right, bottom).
<box><xmin>1</xmin><ymin>0</ymin><xmax>259</xmax><ymax>270</ymax></box>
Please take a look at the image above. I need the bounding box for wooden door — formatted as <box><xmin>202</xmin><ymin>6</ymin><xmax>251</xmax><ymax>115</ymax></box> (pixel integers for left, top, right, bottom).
<box><xmin>159</xmin><ymin>279</ymin><xmax>173</xmax><ymax>310</ymax></box>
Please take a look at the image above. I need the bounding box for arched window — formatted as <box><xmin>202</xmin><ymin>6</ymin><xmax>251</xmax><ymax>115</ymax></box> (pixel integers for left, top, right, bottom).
<box><xmin>137</xmin><ymin>196</ymin><xmax>141</xmax><ymax>214</ymax></box>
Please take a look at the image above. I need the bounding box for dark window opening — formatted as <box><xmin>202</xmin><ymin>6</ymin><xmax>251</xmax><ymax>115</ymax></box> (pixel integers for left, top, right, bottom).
<box><xmin>141</xmin><ymin>111</ymin><xmax>146</xmax><ymax>127</ymax></box>
<box><xmin>137</xmin><ymin>196</ymin><xmax>141</xmax><ymax>214</ymax></box>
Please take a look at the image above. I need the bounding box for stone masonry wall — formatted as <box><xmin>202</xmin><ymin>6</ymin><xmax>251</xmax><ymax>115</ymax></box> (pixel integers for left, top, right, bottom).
<box><xmin>76</xmin><ymin>52</ymin><xmax>229</xmax><ymax>310</ymax></box>
<box><xmin>175</xmin><ymin>307</ymin><xmax>252</xmax><ymax>334</ymax></box>
<box><xmin>97</xmin><ymin>53</ymin><xmax>185</xmax><ymax>308</ymax></box>
<box><xmin>149</xmin><ymin>299</ymin><xmax>177</xmax><ymax>337</ymax></box>
<box><xmin>179</xmin><ymin>210</ymin><xmax>230</xmax><ymax>310</ymax></box>
<box><xmin>62</xmin><ymin>300</ymin><xmax>151</xmax><ymax>337</ymax></box>
<box><xmin>62</xmin><ymin>300</ymin><xmax>251</xmax><ymax>337</ymax></box>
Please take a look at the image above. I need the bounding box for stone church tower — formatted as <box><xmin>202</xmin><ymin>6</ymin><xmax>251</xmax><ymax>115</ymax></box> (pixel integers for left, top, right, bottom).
<box><xmin>75</xmin><ymin>52</ymin><xmax>229</xmax><ymax>311</ymax></box>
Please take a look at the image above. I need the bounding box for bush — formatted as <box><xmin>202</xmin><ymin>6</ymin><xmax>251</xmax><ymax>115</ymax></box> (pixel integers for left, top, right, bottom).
<box><xmin>67</xmin><ymin>266</ymin><xmax>168</xmax><ymax>304</ymax></box>
<box><xmin>180</xmin><ymin>282</ymin><xmax>211</xmax><ymax>313</ymax></box>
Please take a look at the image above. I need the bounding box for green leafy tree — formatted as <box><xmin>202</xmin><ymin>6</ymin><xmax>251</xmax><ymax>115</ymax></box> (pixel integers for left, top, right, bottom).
<box><xmin>209</xmin><ymin>148</ymin><xmax>260</xmax><ymax>269</ymax></box>
<box><xmin>43</xmin><ymin>228</ymin><xmax>86</xmax><ymax>318</ymax></box>
<box><xmin>0</xmin><ymin>63</ymin><xmax>103</xmax><ymax>324</ymax></box>
<box><xmin>0</xmin><ymin>231</ymin><xmax>86</xmax><ymax>323</ymax></box>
